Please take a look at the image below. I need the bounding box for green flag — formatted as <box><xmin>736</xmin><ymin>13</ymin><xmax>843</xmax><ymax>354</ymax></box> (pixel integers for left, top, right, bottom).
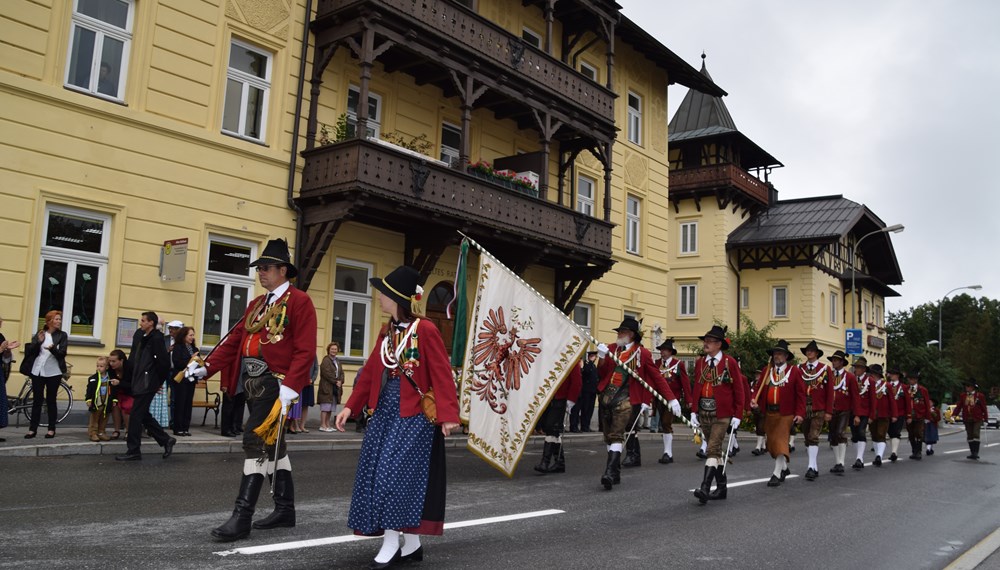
<box><xmin>449</xmin><ymin>239</ymin><xmax>470</xmax><ymax>367</ymax></box>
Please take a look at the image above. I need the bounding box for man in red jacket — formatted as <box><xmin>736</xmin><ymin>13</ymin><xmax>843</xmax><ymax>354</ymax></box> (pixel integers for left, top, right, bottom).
<box><xmin>595</xmin><ymin>318</ymin><xmax>680</xmax><ymax>490</ymax></box>
<box><xmin>886</xmin><ymin>367</ymin><xmax>909</xmax><ymax>462</ymax></box>
<box><xmin>193</xmin><ymin>239</ymin><xmax>318</xmax><ymax>542</ymax></box>
<box><xmin>904</xmin><ymin>370</ymin><xmax>933</xmax><ymax>460</ymax></box>
<box><xmin>868</xmin><ymin>364</ymin><xmax>897</xmax><ymax>466</ymax></box>
<box><xmin>954</xmin><ymin>379</ymin><xmax>988</xmax><ymax>460</ymax></box>
<box><xmin>751</xmin><ymin>340</ymin><xmax>805</xmax><ymax>487</ymax></box>
<box><xmin>797</xmin><ymin>340</ymin><xmax>832</xmax><ymax>480</ymax></box>
<box><xmin>849</xmin><ymin>357</ymin><xmax>877</xmax><ymax>470</ymax></box>
<box><xmin>824</xmin><ymin>350</ymin><xmax>854</xmax><ymax>474</ymax></box>
<box><xmin>689</xmin><ymin>325</ymin><xmax>745</xmax><ymax>504</ymax></box>
<box><xmin>655</xmin><ymin>338</ymin><xmax>689</xmax><ymax>464</ymax></box>
<box><xmin>535</xmin><ymin>358</ymin><xmax>582</xmax><ymax>474</ymax></box>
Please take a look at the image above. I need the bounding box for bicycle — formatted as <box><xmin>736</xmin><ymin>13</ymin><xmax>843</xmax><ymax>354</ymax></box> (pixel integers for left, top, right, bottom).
<box><xmin>7</xmin><ymin>375</ymin><xmax>74</xmax><ymax>426</ymax></box>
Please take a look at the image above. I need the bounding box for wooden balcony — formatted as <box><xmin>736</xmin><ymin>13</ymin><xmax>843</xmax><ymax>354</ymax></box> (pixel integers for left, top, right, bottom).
<box><xmin>314</xmin><ymin>0</ymin><xmax>616</xmax><ymax>126</ymax></box>
<box><xmin>296</xmin><ymin>139</ymin><xmax>613</xmax><ymax>284</ymax></box>
<box><xmin>669</xmin><ymin>163</ymin><xmax>770</xmax><ymax>206</ymax></box>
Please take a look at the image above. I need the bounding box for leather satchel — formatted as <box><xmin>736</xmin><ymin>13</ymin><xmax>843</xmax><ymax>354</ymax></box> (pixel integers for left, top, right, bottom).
<box><xmin>403</xmin><ymin>372</ymin><xmax>438</xmax><ymax>424</ymax></box>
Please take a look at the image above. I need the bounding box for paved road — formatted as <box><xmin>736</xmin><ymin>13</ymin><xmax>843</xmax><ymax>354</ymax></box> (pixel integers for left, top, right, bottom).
<box><xmin>1</xmin><ymin>430</ymin><xmax>998</xmax><ymax>569</ymax></box>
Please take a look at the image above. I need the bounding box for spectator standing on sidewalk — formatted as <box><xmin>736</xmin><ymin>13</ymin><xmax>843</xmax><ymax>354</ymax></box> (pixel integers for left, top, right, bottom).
<box><xmin>318</xmin><ymin>342</ymin><xmax>345</xmax><ymax>432</ymax></box>
<box><xmin>115</xmin><ymin>311</ymin><xmax>176</xmax><ymax>461</ymax></box>
<box><xmin>85</xmin><ymin>356</ymin><xmax>117</xmax><ymax>441</ymax></box>
<box><xmin>21</xmin><ymin>310</ymin><xmax>68</xmax><ymax>439</ymax></box>
<box><xmin>107</xmin><ymin>349</ymin><xmax>130</xmax><ymax>440</ymax></box>
<box><xmin>170</xmin><ymin>326</ymin><xmax>199</xmax><ymax>436</ymax></box>
<box><xmin>0</xmin><ymin>316</ymin><xmax>22</xmax><ymax>441</ymax></box>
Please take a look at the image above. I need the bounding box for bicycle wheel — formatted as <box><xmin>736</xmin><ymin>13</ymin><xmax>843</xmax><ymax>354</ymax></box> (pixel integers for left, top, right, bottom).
<box><xmin>57</xmin><ymin>381</ymin><xmax>73</xmax><ymax>424</ymax></box>
<box><xmin>18</xmin><ymin>380</ymin><xmax>34</xmax><ymax>423</ymax></box>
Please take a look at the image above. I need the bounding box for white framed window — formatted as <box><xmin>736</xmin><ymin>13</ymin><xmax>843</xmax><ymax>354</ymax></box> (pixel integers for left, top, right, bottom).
<box><xmin>572</xmin><ymin>303</ymin><xmax>592</xmax><ymax>336</ymax></box>
<box><xmin>202</xmin><ymin>237</ymin><xmax>257</xmax><ymax>346</ymax></box>
<box><xmin>772</xmin><ymin>286</ymin><xmax>788</xmax><ymax>318</ymax></box>
<box><xmin>623</xmin><ymin>310</ymin><xmax>641</xmax><ymax>323</ymax></box>
<box><xmin>625</xmin><ymin>195</ymin><xmax>641</xmax><ymax>255</ymax></box>
<box><xmin>333</xmin><ymin>260</ymin><xmax>372</xmax><ymax>359</ymax></box>
<box><xmin>37</xmin><ymin>205</ymin><xmax>111</xmax><ymax>339</ymax></box>
<box><xmin>347</xmin><ymin>85</ymin><xmax>382</xmax><ymax>139</ymax></box>
<box><xmin>680</xmin><ymin>221</ymin><xmax>698</xmax><ymax>254</ymax></box>
<box><xmin>876</xmin><ymin>304</ymin><xmax>882</xmax><ymax>326</ymax></box>
<box><xmin>864</xmin><ymin>299</ymin><xmax>871</xmax><ymax>324</ymax></box>
<box><xmin>580</xmin><ymin>61</ymin><xmax>597</xmax><ymax>81</ymax></box>
<box><xmin>576</xmin><ymin>174</ymin><xmax>595</xmax><ymax>216</ymax></box>
<box><xmin>679</xmin><ymin>284</ymin><xmax>697</xmax><ymax>317</ymax></box>
<box><xmin>830</xmin><ymin>291</ymin><xmax>839</xmax><ymax>325</ymax></box>
<box><xmin>222</xmin><ymin>39</ymin><xmax>272</xmax><ymax>142</ymax></box>
<box><xmin>627</xmin><ymin>91</ymin><xmax>642</xmax><ymax>145</ymax></box>
<box><xmin>521</xmin><ymin>27</ymin><xmax>542</xmax><ymax>49</ymax></box>
<box><xmin>440</xmin><ymin>122</ymin><xmax>461</xmax><ymax>166</ymax></box>
<box><xmin>65</xmin><ymin>0</ymin><xmax>134</xmax><ymax>101</ymax></box>
<box><xmin>740</xmin><ymin>287</ymin><xmax>750</xmax><ymax>310</ymax></box>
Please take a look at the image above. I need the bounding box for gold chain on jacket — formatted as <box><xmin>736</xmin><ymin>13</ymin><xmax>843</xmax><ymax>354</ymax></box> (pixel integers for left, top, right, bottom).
<box><xmin>244</xmin><ymin>293</ymin><xmax>289</xmax><ymax>342</ymax></box>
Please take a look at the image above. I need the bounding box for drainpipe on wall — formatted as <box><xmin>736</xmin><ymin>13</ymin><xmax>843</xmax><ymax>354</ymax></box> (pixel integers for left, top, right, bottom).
<box><xmin>287</xmin><ymin>0</ymin><xmax>314</xmax><ymax>273</ymax></box>
<box><xmin>728</xmin><ymin>251</ymin><xmax>741</xmax><ymax>333</ymax></box>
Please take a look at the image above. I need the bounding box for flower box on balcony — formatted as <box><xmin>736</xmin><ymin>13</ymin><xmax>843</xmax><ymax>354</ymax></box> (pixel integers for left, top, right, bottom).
<box><xmin>466</xmin><ymin>162</ymin><xmax>539</xmax><ymax>198</ymax></box>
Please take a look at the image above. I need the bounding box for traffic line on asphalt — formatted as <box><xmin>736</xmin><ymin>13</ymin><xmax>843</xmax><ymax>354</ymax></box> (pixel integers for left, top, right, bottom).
<box><xmin>213</xmin><ymin>509</ymin><xmax>565</xmax><ymax>556</ymax></box>
<box><xmin>944</xmin><ymin>526</ymin><xmax>1000</xmax><ymax>570</ymax></box>
<box><xmin>685</xmin><ymin>456</ymin><xmax>914</xmax><ymax>491</ymax></box>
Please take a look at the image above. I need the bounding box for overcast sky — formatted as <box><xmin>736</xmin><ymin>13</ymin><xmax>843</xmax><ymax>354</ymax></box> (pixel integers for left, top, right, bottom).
<box><xmin>620</xmin><ymin>0</ymin><xmax>999</xmax><ymax>312</ymax></box>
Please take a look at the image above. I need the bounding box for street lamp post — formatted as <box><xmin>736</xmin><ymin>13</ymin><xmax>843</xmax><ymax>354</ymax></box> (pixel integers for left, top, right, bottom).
<box><xmin>938</xmin><ymin>285</ymin><xmax>983</xmax><ymax>351</ymax></box>
<box><xmin>850</xmin><ymin>224</ymin><xmax>904</xmax><ymax>329</ymax></box>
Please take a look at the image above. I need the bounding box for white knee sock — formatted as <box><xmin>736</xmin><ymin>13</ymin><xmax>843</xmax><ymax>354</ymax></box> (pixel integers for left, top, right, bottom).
<box><xmin>890</xmin><ymin>438</ymin><xmax>899</xmax><ymax>455</ymax></box>
<box><xmin>773</xmin><ymin>455</ymin><xmax>787</xmax><ymax>477</ymax></box>
<box><xmin>731</xmin><ymin>436</ymin><xmax>740</xmax><ymax>451</ymax></box>
<box><xmin>855</xmin><ymin>441</ymin><xmax>865</xmax><ymax>461</ymax></box>
<box><xmin>836</xmin><ymin>443</ymin><xmax>847</xmax><ymax>465</ymax></box>
<box><xmin>875</xmin><ymin>442</ymin><xmax>886</xmax><ymax>458</ymax></box>
<box><xmin>706</xmin><ymin>458</ymin><xmax>718</xmax><ymax>468</ymax></box>
<box><xmin>700</xmin><ymin>441</ymin><xmax>707</xmax><ymax>453</ymax></box>
<box><xmin>243</xmin><ymin>458</ymin><xmax>267</xmax><ymax>476</ymax></box>
<box><xmin>756</xmin><ymin>436</ymin><xmax>765</xmax><ymax>450</ymax></box>
<box><xmin>610</xmin><ymin>442</ymin><xmax>623</xmax><ymax>453</ymax></box>
<box><xmin>401</xmin><ymin>533</ymin><xmax>421</xmax><ymax>556</ymax></box>
<box><xmin>926</xmin><ymin>444</ymin><xmax>933</xmax><ymax>452</ymax></box>
<box><xmin>807</xmin><ymin>445</ymin><xmax>819</xmax><ymax>470</ymax></box>
<box><xmin>789</xmin><ymin>434</ymin><xmax>796</xmax><ymax>447</ymax></box>
<box><xmin>375</xmin><ymin>529</ymin><xmax>400</xmax><ymax>563</ymax></box>
<box><xmin>663</xmin><ymin>433</ymin><xmax>673</xmax><ymax>455</ymax></box>
<box><xmin>545</xmin><ymin>435</ymin><xmax>559</xmax><ymax>444</ymax></box>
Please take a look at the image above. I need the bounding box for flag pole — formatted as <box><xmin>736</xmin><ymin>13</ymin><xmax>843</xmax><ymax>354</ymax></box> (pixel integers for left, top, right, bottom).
<box><xmin>457</xmin><ymin>231</ymin><xmax>704</xmax><ymax>440</ymax></box>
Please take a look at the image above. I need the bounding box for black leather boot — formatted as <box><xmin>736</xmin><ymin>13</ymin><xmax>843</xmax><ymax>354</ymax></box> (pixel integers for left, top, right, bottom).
<box><xmin>601</xmin><ymin>451</ymin><xmax>621</xmax><ymax>490</ymax></box>
<box><xmin>212</xmin><ymin>474</ymin><xmax>264</xmax><ymax>541</ymax></box>
<box><xmin>694</xmin><ymin>466</ymin><xmax>715</xmax><ymax>504</ymax></box>
<box><xmin>622</xmin><ymin>436</ymin><xmax>641</xmax><ymax>468</ymax></box>
<box><xmin>253</xmin><ymin>470</ymin><xmax>296</xmax><ymax>529</ymax></box>
<box><xmin>534</xmin><ymin>441</ymin><xmax>554</xmax><ymax>473</ymax></box>
<box><xmin>969</xmin><ymin>441</ymin><xmax>980</xmax><ymax>460</ymax></box>
<box><xmin>709</xmin><ymin>468</ymin><xmax>727</xmax><ymax>500</ymax></box>
<box><xmin>545</xmin><ymin>443</ymin><xmax>565</xmax><ymax>473</ymax></box>
<box><xmin>909</xmin><ymin>440</ymin><xmax>922</xmax><ymax>460</ymax></box>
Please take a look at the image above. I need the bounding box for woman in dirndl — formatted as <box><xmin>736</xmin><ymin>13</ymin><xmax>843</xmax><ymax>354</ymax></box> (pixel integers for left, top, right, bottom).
<box><xmin>335</xmin><ymin>265</ymin><xmax>460</xmax><ymax>569</ymax></box>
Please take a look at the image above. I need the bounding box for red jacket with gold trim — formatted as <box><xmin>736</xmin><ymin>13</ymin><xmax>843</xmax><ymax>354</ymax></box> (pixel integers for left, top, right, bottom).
<box><xmin>754</xmin><ymin>364</ymin><xmax>806</xmax><ymax>418</ymax></box>
<box><xmin>871</xmin><ymin>378</ymin><xmax>897</xmax><ymax>420</ymax></box>
<box><xmin>597</xmin><ymin>345</ymin><xmax>675</xmax><ymax>406</ymax></box>
<box><xmin>829</xmin><ymin>368</ymin><xmax>855</xmax><ymax>413</ymax></box>
<box><xmin>954</xmin><ymin>390</ymin><xmax>988</xmax><ymax>423</ymax></box>
<box><xmin>889</xmin><ymin>380</ymin><xmax>909</xmax><ymax>419</ymax></box>
<box><xmin>798</xmin><ymin>360</ymin><xmax>833</xmax><ymax>413</ymax></box>
<box><xmin>689</xmin><ymin>353</ymin><xmax>746</xmax><ymax>419</ymax></box>
<box><xmin>905</xmin><ymin>383</ymin><xmax>933</xmax><ymax>421</ymax></box>
<box><xmin>849</xmin><ymin>373</ymin><xmax>877</xmax><ymax>418</ymax></box>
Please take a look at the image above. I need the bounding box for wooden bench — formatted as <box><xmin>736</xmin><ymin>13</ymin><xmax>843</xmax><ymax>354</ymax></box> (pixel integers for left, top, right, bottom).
<box><xmin>192</xmin><ymin>379</ymin><xmax>221</xmax><ymax>428</ymax></box>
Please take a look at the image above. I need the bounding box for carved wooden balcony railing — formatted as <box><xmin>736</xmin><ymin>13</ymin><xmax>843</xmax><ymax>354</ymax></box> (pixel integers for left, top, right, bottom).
<box><xmin>669</xmin><ymin>163</ymin><xmax>770</xmax><ymax>205</ymax></box>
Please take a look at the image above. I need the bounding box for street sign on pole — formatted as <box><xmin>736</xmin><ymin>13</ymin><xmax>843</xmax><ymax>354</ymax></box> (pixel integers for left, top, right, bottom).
<box><xmin>846</xmin><ymin>329</ymin><xmax>863</xmax><ymax>355</ymax></box>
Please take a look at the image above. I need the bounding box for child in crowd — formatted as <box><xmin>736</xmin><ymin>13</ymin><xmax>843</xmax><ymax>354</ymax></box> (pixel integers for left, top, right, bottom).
<box><xmin>925</xmin><ymin>400</ymin><xmax>941</xmax><ymax>455</ymax></box>
<box><xmin>85</xmin><ymin>357</ymin><xmax>117</xmax><ymax>442</ymax></box>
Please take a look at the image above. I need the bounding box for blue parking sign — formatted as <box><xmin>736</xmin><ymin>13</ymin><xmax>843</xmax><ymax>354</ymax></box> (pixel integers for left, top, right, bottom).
<box><xmin>846</xmin><ymin>329</ymin><xmax>863</xmax><ymax>355</ymax></box>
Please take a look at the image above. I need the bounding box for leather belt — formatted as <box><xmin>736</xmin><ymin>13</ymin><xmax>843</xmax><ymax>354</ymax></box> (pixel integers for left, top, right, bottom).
<box><xmin>243</xmin><ymin>357</ymin><xmax>270</xmax><ymax>378</ymax></box>
<box><xmin>699</xmin><ymin>398</ymin><xmax>717</xmax><ymax>412</ymax></box>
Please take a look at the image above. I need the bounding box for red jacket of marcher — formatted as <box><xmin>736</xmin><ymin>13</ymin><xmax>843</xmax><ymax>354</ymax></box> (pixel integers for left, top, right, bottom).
<box><xmin>905</xmin><ymin>383</ymin><xmax>933</xmax><ymax>421</ymax></box>
<box><xmin>345</xmin><ymin>319</ymin><xmax>459</xmax><ymax>425</ymax></box>
<box><xmin>554</xmin><ymin>360</ymin><xmax>583</xmax><ymax>401</ymax></box>
<box><xmin>689</xmin><ymin>353</ymin><xmax>746</xmax><ymax>419</ymax></box>
<box><xmin>871</xmin><ymin>378</ymin><xmax>897</xmax><ymax>420</ymax></box>
<box><xmin>597</xmin><ymin>345</ymin><xmax>675</xmax><ymax>405</ymax></box>
<box><xmin>889</xmin><ymin>380</ymin><xmax>910</xmax><ymax>419</ymax></box>
<box><xmin>659</xmin><ymin>357</ymin><xmax>690</xmax><ymax>406</ymax></box>
<box><xmin>755</xmin><ymin>364</ymin><xmax>806</xmax><ymax>418</ymax></box>
<box><xmin>798</xmin><ymin>360</ymin><xmax>833</xmax><ymax>412</ymax></box>
<box><xmin>850</xmin><ymin>373</ymin><xmax>877</xmax><ymax>417</ymax></box>
<box><xmin>829</xmin><ymin>368</ymin><xmax>855</xmax><ymax>412</ymax></box>
<box><xmin>954</xmin><ymin>390</ymin><xmax>988</xmax><ymax>422</ymax></box>
<box><xmin>205</xmin><ymin>286</ymin><xmax>318</xmax><ymax>393</ymax></box>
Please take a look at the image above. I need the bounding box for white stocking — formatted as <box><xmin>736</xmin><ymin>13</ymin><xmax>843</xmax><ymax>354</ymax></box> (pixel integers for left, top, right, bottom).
<box><xmin>375</xmin><ymin>530</ymin><xmax>400</xmax><ymax>563</ymax></box>
<box><xmin>890</xmin><ymin>438</ymin><xmax>900</xmax><ymax>455</ymax></box>
<box><xmin>756</xmin><ymin>436</ymin><xmax>765</xmax><ymax>450</ymax></box>
<box><xmin>836</xmin><ymin>443</ymin><xmax>847</xmax><ymax>465</ymax></box>
<box><xmin>789</xmin><ymin>434</ymin><xmax>796</xmax><ymax>447</ymax></box>
<box><xmin>706</xmin><ymin>458</ymin><xmax>718</xmax><ymax>468</ymax></box>
<box><xmin>700</xmin><ymin>440</ymin><xmax>707</xmax><ymax>453</ymax></box>
<box><xmin>807</xmin><ymin>445</ymin><xmax>819</xmax><ymax>470</ymax></box>
<box><xmin>773</xmin><ymin>455</ymin><xmax>787</xmax><ymax>477</ymax></box>
<box><xmin>401</xmin><ymin>533</ymin><xmax>421</xmax><ymax>556</ymax></box>
<box><xmin>875</xmin><ymin>442</ymin><xmax>886</xmax><ymax>458</ymax></box>
<box><xmin>610</xmin><ymin>442</ymin><xmax>623</xmax><ymax>453</ymax></box>
<box><xmin>663</xmin><ymin>433</ymin><xmax>673</xmax><ymax>455</ymax></box>
<box><xmin>855</xmin><ymin>441</ymin><xmax>866</xmax><ymax>461</ymax></box>
<box><xmin>243</xmin><ymin>458</ymin><xmax>267</xmax><ymax>476</ymax></box>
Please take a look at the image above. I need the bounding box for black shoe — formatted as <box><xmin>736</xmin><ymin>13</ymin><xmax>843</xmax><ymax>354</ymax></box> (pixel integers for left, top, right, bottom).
<box><xmin>731</xmin><ymin>446</ymin><xmax>740</xmax><ymax>457</ymax></box>
<box><xmin>696</xmin><ymin>450</ymin><xmax>707</xmax><ymax>459</ymax></box>
<box><xmin>751</xmin><ymin>448</ymin><xmax>764</xmax><ymax>456</ymax></box>
<box><xmin>162</xmin><ymin>437</ymin><xmax>177</xmax><ymax>459</ymax></box>
<box><xmin>909</xmin><ymin>454</ymin><xmax>922</xmax><ymax>460</ymax></box>
<box><xmin>873</xmin><ymin>455</ymin><xmax>882</xmax><ymax>467</ymax></box>
<box><xmin>221</xmin><ymin>431</ymin><xmax>237</xmax><ymax>438</ymax></box>
<box><xmin>694</xmin><ymin>466</ymin><xmax>716</xmax><ymax>504</ymax></box>
<box><xmin>253</xmin><ymin>470</ymin><xmax>296</xmax><ymax>529</ymax></box>
<box><xmin>400</xmin><ymin>546</ymin><xmax>423</xmax><ymax>563</ymax></box>
<box><xmin>779</xmin><ymin>468</ymin><xmax>790</xmax><ymax>482</ymax></box>
<box><xmin>658</xmin><ymin>453</ymin><xmax>673</xmax><ymax>464</ymax></box>
<box><xmin>547</xmin><ymin>444</ymin><xmax>565</xmax><ymax>473</ymax></box>
<box><xmin>24</xmin><ymin>432</ymin><xmax>36</xmax><ymax>439</ymax></box>
<box><xmin>889</xmin><ymin>453</ymin><xmax>898</xmax><ymax>462</ymax></box>
<box><xmin>831</xmin><ymin>464</ymin><xmax>844</xmax><ymax>475</ymax></box>
<box><xmin>805</xmin><ymin>468</ymin><xmax>818</xmax><ymax>481</ymax></box>
<box><xmin>569</xmin><ymin>428</ymin><xmax>580</xmax><ymax>433</ymax></box>
<box><xmin>852</xmin><ymin>459</ymin><xmax>864</xmax><ymax>470</ymax></box>
<box><xmin>970</xmin><ymin>441</ymin><xmax>980</xmax><ymax>460</ymax></box>
<box><xmin>212</xmin><ymin>474</ymin><xmax>264</xmax><ymax>542</ymax></box>
<box><xmin>709</xmin><ymin>469</ymin><xmax>727</xmax><ymax>500</ymax></box>
<box><xmin>369</xmin><ymin>550</ymin><xmax>401</xmax><ymax>569</ymax></box>
<box><xmin>767</xmin><ymin>475</ymin><xmax>781</xmax><ymax>487</ymax></box>
<box><xmin>622</xmin><ymin>437</ymin><xmax>641</xmax><ymax>468</ymax></box>
<box><xmin>115</xmin><ymin>453</ymin><xmax>142</xmax><ymax>461</ymax></box>
<box><xmin>581</xmin><ymin>428</ymin><xmax>593</xmax><ymax>432</ymax></box>
<box><xmin>534</xmin><ymin>441</ymin><xmax>554</xmax><ymax>474</ymax></box>
<box><xmin>44</xmin><ymin>431</ymin><xmax>55</xmax><ymax>439</ymax></box>
<box><xmin>789</xmin><ymin>446</ymin><xmax>796</xmax><ymax>453</ymax></box>
<box><xmin>926</xmin><ymin>448</ymin><xmax>934</xmax><ymax>456</ymax></box>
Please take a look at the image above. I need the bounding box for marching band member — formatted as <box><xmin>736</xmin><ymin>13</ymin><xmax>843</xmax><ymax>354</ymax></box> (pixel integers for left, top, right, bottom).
<box><xmin>535</xmin><ymin>358</ymin><xmax>582</xmax><ymax>474</ymax></box>
<box><xmin>654</xmin><ymin>338</ymin><xmax>689</xmax><ymax>464</ymax></box>
<box><xmin>824</xmin><ymin>351</ymin><xmax>854</xmax><ymax>474</ymax></box>
<box><xmin>953</xmin><ymin>379</ymin><xmax>988</xmax><ymax>460</ymax></box>
<box><xmin>867</xmin><ymin>364</ymin><xmax>897</xmax><ymax>466</ymax></box>
<box><xmin>886</xmin><ymin>367</ymin><xmax>908</xmax><ymax>462</ymax></box>
<box><xmin>904</xmin><ymin>370</ymin><xmax>933</xmax><ymax>460</ymax></box>
<box><xmin>798</xmin><ymin>340</ymin><xmax>832</xmax><ymax>480</ymax></box>
<box><xmin>849</xmin><ymin>357</ymin><xmax>876</xmax><ymax>469</ymax></box>
<box><xmin>751</xmin><ymin>340</ymin><xmax>805</xmax><ymax>487</ymax></box>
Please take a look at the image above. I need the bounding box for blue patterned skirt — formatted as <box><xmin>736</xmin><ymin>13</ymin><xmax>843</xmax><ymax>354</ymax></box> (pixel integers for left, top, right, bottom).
<box><xmin>348</xmin><ymin>374</ymin><xmax>445</xmax><ymax>536</ymax></box>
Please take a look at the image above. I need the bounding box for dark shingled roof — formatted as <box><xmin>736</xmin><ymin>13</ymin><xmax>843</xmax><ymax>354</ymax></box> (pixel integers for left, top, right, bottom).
<box><xmin>616</xmin><ymin>17</ymin><xmax>727</xmax><ymax>97</ymax></box>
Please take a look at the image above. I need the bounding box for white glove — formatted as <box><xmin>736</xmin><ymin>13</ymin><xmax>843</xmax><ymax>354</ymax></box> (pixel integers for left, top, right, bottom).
<box><xmin>185</xmin><ymin>360</ymin><xmax>200</xmax><ymax>374</ymax></box>
<box><xmin>640</xmin><ymin>403</ymin><xmax>652</xmax><ymax>414</ymax></box>
<box><xmin>191</xmin><ymin>366</ymin><xmax>208</xmax><ymax>379</ymax></box>
<box><xmin>668</xmin><ymin>399</ymin><xmax>682</xmax><ymax>417</ymax></box>
<box><xmin>690</xmin><ymin>412</ymin><xmax>699</xmax><ymax>429</ymax></box>
<box><xmin>279</xmin><ymin>385</ymin><xmax>299</xmax><ymax>416</ymax></box>
<box><xmin>567</xmin><ymin>401</ymin><xmax>576</xmax><ymax>410</ymax></box>
<box><xmin>596</xmin><ymin>343</ymin><xmax>609</xmax><ymax>358</ymax></box>
<box><xmin>730</xmin><ymin>417</ymin><xmax>741</xmax><ymax>430</ymax></box>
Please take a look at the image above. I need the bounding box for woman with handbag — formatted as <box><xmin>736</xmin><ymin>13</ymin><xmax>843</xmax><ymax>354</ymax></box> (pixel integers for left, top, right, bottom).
<box><xmin>22</xmin><ymin>310</ymin><xmax>68</xmax><ymax>439</ymax></box>
<box><xmin>335</xmin><ymin>266</ymin><xmax>460</xmax><ymax>568</ymax></box>
<box><xmin>170</xmin><ymin>327</ymin><xmax>199</xmax><ymax>436</ymax></box>
<box><xmin>317</xmin><ymin>342</ymin><xmax>344</xmax><ymax>432</ymax></box>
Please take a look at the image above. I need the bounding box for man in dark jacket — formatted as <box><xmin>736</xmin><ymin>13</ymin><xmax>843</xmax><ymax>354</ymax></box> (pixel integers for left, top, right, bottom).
<box><xmin>116</xmin><ymin>311</ymin><xmax>176</xmax><ymax>461</ymax></box>
<box><xmin>570</xmin><ymin>352</ymin><xmax>599</xmax><ymax>432</ymax></box>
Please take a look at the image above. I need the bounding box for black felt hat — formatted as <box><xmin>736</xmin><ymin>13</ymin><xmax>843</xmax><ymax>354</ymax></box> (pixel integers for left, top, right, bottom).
<box><xmin>656</xmin><ymin>337</ymin><xmax>678</xmax><ymax>355</ymax></box>
<box><xmin>767</xmin><ymin>339</ymin><xmax>793</xmax><ymax>357</ymax></box>
<box><xmin>370</xmin><ymin>266</ymin><xmax>422</xmax><ymax>310</ymax></box>
<box><xmin>699</xmin><ymin>325</ymin><xmax>729</xmax><ymax>350</ymax></box>
<box><xmin>801</xmin><ymin>340</ymin><xmax>824</xmax><ymax>358</ymax></box>
<box><xmin>249</xmin><ymin>238</ymin><xmax>298</xmax><ymax>279</ymax></box>
<box><xmin>906</xmin><ymin>368</ymin><xmax>920</xmax><ymax>379</ymax></box>
<box><xmin>869</xmin><ymin>364</ymin><xmax>884</xmax><ymax>377</ymax></box>
<box><xmin>887</xmin><ymin>366</ymin><xmax>902</xmax><ymax>376</ymax></box>
<box><xmin>828</xmin><ymin>350</ymin><xmax>849</xmax><ymax>363</ymax></box>
<box><xmin>613</xmin><ymin>317</ymin><xmax>641</xmax><ymax>335</ymax></box>
<box><xmin>963</xmin><ymin>378</ymin><xmax>979</xmax><ymax>389</ymax></box>
<box><xmin>853</xmin><ymin>356</ymin><xmax>869</xmax><ymax>370</ymax></box>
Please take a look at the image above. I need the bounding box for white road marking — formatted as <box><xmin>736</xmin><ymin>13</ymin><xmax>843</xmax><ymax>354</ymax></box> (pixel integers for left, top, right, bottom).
<box><xmin>688</xmin><ymin>474</ymin><xmax>799</xmax><ymax>492</ymax></box>
<box><xmin>945</xmin><ymin>526</ymin><xmax>1000</xmax><ymax>570</ymax></box>
<box><xmin>213</xmin><ymin>509</ymin><xmax>564</xmax><ymax>556</ymax></box>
